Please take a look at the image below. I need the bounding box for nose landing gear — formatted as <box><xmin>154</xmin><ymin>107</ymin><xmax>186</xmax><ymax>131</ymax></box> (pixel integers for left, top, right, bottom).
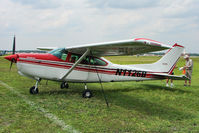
<box><xmin>30</xmin><ymin>78</ymin><xmax>41</xmax><ymax>94</ymax></box>
<box><xmin>30</xmin><ymin>86</ymin><xmax>39</xmax><ymax>94</ymax></box>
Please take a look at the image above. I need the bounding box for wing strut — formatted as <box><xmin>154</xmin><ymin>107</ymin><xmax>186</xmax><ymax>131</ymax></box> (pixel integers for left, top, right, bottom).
<box><xmin>61</xmin><ymin>48</ymin><xmax>90</xmax><ymax>80</ymax></box>
<box><xmin>90</xmin><ymin>52</ymin><xmax>109</xmax><ymax>107</ymax></box>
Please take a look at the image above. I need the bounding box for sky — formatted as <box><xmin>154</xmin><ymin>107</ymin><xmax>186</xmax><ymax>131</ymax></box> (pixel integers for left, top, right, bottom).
<box><xmin>0</xmin><ymin>0</ymin><xmax>199</xmax><ymax>53</ymax></box>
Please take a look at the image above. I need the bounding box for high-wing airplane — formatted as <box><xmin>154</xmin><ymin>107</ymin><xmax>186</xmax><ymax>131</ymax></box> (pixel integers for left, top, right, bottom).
<box><xmin>4</xmin><ymin>36</ymin><xmax>187</xmax><ymax>98</ymax></box>
<box><xmin>0</xmin><ymin>50</ymin><xmax>6</xmax><ymax>56</ymax></box>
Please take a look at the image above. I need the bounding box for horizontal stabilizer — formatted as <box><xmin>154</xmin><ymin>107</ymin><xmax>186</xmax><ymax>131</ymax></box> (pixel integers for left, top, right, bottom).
<box><xmin>151</xmin><ymin>73</ymin><xmax>189</xmax><ymax>80</ymax></box>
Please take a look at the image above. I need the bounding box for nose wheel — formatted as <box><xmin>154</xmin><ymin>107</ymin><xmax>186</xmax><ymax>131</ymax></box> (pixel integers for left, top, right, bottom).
<box><xmin>82</xmin><ymin>83</ymin><xmax>93</xmax><ymax>98</ymax></box>
<box><xmin>30</xmin><ymin>78</ymin><xmax>41</xmax><ymax>94</ymax></box>
<box><xmin>30</xmin><ymin>86</ymin><xmax>39</xmax><ymax>94</ymax></box>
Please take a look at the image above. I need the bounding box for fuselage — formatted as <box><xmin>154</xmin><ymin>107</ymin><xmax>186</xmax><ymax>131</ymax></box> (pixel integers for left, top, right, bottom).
<box><xmin>5</xmin><ymin>48</ymin><xmax>157</xmax><ymax>83</ymax></box>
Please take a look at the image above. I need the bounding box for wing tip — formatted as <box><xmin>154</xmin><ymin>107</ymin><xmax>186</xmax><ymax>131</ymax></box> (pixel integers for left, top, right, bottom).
<box><xmin>134</xmin><ymin>38</ymin><xmax>172</xmax><ymax>49</ymax></box>
<box><xmin>37</xmin><ymin>47</ymin><xmax>57</xmax><ymax>51</ymax></box>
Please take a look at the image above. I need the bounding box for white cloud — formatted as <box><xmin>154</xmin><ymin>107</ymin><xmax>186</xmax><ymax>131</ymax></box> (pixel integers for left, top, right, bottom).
<box><xmin>11</xmin><ymin>0</ymin><xmax>60</xmax><ymax>9</ymax></box>
<box><xmin>161</xmin><ymin>0</ymin><xmax>199</xmax><ymax>18</ymax></box>
<box><xmin>88</xmin><ymin>0</ymin><xmax>160</xmax><ymax>9</ymax></box>
<box><xmin>0</xmin><ymin>0</ymin><xmax>73</xmax><ymax>33</ymax></box>
<box><xmin>0</xmin><ymin>0</ymin><xmax>198</xmax><ymax>53</ymax></box>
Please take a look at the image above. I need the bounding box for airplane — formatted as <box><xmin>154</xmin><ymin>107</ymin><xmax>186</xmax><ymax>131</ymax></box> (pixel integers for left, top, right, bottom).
<box><xmin>0</xmin><ymin>50</ymin><xmax>6</xmax><ymax>56</ymax></box>
<box><xmin>4</xmin><ymin>36</ymin><xmax>188</xmax><ymax>98</ymax></box>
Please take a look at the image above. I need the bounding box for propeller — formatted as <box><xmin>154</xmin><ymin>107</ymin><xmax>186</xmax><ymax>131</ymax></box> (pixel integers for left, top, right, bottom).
<box><xmin>4</xmin><ymin>36</ymin><xmax>18</xmax><ymax>71</ymax></box>
<box><xmin>9</xmin><ymin>58</ymin><xmax>16</xmax><ymax>71</ymax></box>
<box><xmin>12</xmin><ymin>36</ymin><xmax>16</xmax><ymax>55</ymax></box>
<box><xmin>9</xmin><ymin>36</ymin><xmax>16</xmax><ymax>71</ymax></box>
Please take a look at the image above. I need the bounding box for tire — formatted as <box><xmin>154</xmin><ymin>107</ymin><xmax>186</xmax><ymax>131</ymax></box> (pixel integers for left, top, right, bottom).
<box><xmin>65</xmin><ymin>83</ymin><xmax>69</xmax><ymax>88</ymax></box>
<box><xmin>60</xmin><ymin>83</ymin><xmax>65</xmax><ymax>89</ymax></box>
<box><xmin>82</xmin><ymin>89</ymin><xmax>92</xmax><ymax>98</ymax></box>
<box><xmin>30</xmin><ymin>86</ymin><xmax>39</xmax><ymax>94</ymax></box>
<box><xmin>60</xmin><ymin>82</ymin><xmax>69</xmax><ymax>89</ymax></box>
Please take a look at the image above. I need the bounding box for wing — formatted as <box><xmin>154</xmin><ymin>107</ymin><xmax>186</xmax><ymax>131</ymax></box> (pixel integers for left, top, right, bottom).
<box><xmin>66</xmin><ymin>38</ymin><xmax>172</xmax><ymax>56</ymax></box>
<box><xmin>37</xmin><ymin>47</ymin><xmax>58</xmax><ymax>51</ymax></box>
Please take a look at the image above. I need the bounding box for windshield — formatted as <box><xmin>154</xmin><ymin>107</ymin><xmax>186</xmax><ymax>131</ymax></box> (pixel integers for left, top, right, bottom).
<box><xmin>49</xmin><ymin>48</ymin><xmax>68</xmax><ymax>61</ymax></box>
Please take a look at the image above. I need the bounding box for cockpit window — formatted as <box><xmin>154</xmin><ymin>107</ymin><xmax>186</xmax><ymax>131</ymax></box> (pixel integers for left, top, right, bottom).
<box><xmin>49</xmin><ymin>48</ymin><xmax>68</xmax><ymax>61</ymax></box>
<box><xmin>69</xmin><ymin>53</ymin><xmax>107</xmax><ymax>66</ymax></box>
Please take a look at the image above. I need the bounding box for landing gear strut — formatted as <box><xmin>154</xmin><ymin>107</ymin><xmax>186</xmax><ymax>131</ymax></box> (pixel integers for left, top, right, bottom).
<box><xmin>82</xmin><ymin>83</ymin><xmax>92</xmax><ymax>98</ymax></box>
<box><xmin>60</xmin><ymin>82</ymin><xmax>69</xmax><ymax>89</ymax></box>
<box><xmin>30</xmin><ymin>79</ymin><xmax>41</xmax><ymax>94</ymax></box>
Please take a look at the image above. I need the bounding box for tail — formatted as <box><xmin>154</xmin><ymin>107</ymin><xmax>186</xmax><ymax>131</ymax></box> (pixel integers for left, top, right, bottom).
<box><xmin>152</xmin><ymin>43</ymin><xmax>184</xmax><ymax>73</ymax></box>
<box><xmin>132</xmin><ymin>43</ymin><xmax>184</xmax><ymax>74</ymax></box>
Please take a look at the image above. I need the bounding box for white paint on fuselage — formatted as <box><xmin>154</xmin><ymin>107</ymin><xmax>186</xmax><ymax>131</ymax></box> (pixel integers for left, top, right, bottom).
<box><xmin>17</xmin><ymin>61</ymin><xmax>153</xmax><ymax>83</ymax></box>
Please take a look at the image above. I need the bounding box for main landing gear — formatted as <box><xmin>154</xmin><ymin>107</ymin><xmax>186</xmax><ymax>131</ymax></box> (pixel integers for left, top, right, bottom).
<box><xmin>82</xmin><ymin>83</ymin><xmax>93</xmax><ymax>98</ymax></box>
<box><xmin>30</xmin><ymin>79</ymin><xmax>41</xmax><ymax>94</ymax></box>
<box><xmin>29</xmin><ymin>80</ymin><xmax>93</xmax><ymax>98</ymax></box>
<box><xmin>60</xmin><ymin>82</ymin><xmax>69</xmax><ymax>89</ymax></box>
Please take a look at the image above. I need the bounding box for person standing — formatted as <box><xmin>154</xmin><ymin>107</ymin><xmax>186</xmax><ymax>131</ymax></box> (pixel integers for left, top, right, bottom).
<box><xmin>166</xmin><ymin>72</ymin><xmax>174</xmax><ymax>88</ymax></box>
<box><xmin>166</xmin><ymin>65</ymin><xmax>177</xmax><ymax>88</ymax></box>
<box><xmin>183</xmin><ymin>55</ymin><xmax>193</xmax><ymax>86</ymax></box>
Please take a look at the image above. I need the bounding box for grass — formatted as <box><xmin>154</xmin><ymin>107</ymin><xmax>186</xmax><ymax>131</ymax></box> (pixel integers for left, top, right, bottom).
<box><xmin>0</xmin><ymin>55</ymin><xmax>199</xmax><ymax>132</ymax></box>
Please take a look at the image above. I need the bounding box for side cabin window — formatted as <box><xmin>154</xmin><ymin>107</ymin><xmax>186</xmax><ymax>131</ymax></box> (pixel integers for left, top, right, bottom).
<box><xmin>70</xmin><ymin>54</ymin><xmax>80</xmax><ymax>63</ymax></box>
<box><xmin>49</xmin><ymin>48</ymin><xmax>68</xmax><ymax>61</ymax></box>
<box><xmin>69</xmin><ymin>53</ymin><xmax>107</xmax><ymax>66</ymax></box>
<box><xmin>89</xmin><ymin>57</ymin><xmax>107</xmax><ymax>66</ymax></box>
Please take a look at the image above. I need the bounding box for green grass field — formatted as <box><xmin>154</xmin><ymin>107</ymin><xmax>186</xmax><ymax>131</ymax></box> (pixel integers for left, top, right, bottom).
<box><xmin>0</xmin><ymin>55</ymin><xmax>199</xmax><ymax>133</ymax></box>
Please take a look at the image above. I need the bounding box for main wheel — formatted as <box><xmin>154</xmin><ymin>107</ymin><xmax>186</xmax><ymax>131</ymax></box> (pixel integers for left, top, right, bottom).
<box><xmin>60</xmin><ymin>82</ymin><xmax>69</xmax><ymax>89</ymax></box>
<box><xmin>30</xmin><ymin>86</ymin><xmax>39</xmax><ymax>94</ymax></box>
<box><xmin>82</xmin><ymin>89</ymin><xmax>93</xmax><ymax>98</ymax></box>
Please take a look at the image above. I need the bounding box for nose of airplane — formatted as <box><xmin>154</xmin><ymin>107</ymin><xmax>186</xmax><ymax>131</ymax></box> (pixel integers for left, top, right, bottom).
<box><xmin>4</xmin><ymin>54</ymin><xmax>18</xmax><ymax>62</ymax></box>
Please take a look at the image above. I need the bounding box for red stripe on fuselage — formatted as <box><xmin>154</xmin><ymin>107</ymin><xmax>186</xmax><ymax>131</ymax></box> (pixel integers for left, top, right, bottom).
<box><xmin>18</xmin><ymin>58</ymin><xmax>115</xmax><ymax>75</ymax></box>
<box><xmin>17</xmin><ymin>53</ymin><xmax>63</xmax><ymax>62</ymax></box>
<box><xmin>17</xmin><ymin>53</ymin><xmax>169</xmax><ymax>79</ymax></box>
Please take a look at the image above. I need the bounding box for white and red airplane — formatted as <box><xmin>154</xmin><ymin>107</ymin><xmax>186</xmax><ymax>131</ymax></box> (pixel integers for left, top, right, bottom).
<box><xmin>5</xmin><ymin>37</ymin><xmax>187</xmax><ymax>98</ymax></box>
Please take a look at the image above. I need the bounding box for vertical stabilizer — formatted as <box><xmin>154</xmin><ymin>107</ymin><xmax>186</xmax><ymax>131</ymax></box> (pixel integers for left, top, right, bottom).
<box><xmin>153</xmin><ymin>44</ymin><xmax>184</xmax><ymax>73</ymax></box>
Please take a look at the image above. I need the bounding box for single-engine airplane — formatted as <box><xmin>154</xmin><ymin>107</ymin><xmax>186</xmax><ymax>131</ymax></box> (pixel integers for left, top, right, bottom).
<box><xmin>5</xmin><ymin>36</ymin><xmax>188</xmax><ymax>98</ymax></box>
<box><xmin>0</xmin><ymin>50</ymin><xmax>6</xmax><ymax>56</ymax></box>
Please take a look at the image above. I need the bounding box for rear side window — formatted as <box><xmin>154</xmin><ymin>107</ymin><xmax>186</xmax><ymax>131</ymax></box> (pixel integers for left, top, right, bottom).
<box><xmin>69</xmin><ymin>54</ymin><xmax>107</xmax><ymax>66</ymax></box>
<box><xmin>90</xmin><ymin>57</ymin><xmax>107</xmax><ymax>66</ymax></box>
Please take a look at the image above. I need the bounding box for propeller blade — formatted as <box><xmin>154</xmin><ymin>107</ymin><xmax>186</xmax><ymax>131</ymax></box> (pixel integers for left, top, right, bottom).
<box><xmin>12</xmin><ymin>36</ymin><xmax>16</xmax><ymax>55</ymax></box>
<box><xmin>9</xmin><ymin>61</ymin><xmax>13</xmax><ymax>71</ymax></box>
<box><xmin>9</xmin><ymin>58</ymin><xmax>16</xmax><ymax>71</ymax></box>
